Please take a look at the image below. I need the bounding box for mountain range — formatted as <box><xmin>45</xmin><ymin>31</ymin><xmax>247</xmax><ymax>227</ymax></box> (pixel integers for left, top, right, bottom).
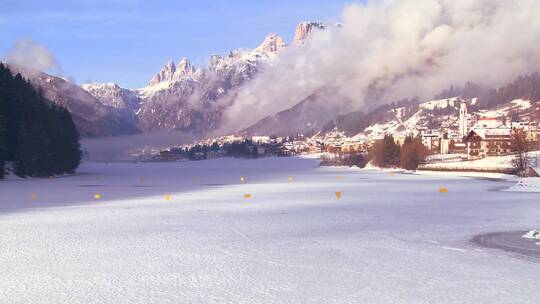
<box><xmin>8</xmin><ymin>21</ymin><xmax>540</xmax><ymax>141</ymax></box>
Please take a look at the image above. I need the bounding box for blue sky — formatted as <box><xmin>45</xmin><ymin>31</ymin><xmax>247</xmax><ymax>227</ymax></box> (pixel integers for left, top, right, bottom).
<box><xmin>0</xmin><ymin>0</ymin><xmax>359</xmax><ymax>88</ymax></box>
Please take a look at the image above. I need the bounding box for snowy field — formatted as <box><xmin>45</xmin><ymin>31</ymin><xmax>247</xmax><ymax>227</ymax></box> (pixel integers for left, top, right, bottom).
<box><xmin>421</xmin><ymin>151</ymin><xmax>540</xmax><ymax>174</ymax></box>
<box><xmin>1</xmin><ymin>157</ymin><xmax>539</xmax><ymax>303</ymax></box>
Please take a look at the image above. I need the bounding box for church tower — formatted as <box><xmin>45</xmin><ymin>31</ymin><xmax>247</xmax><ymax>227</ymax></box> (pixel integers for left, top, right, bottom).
<box><xmin>459</xmin><ymin>100</ymin><xmax>468</xmax><ymax>138</ymax></box>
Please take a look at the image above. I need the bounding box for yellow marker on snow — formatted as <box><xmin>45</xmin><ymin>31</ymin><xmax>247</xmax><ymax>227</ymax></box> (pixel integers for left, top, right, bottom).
<box><xmin>94</xmin><ymin>193</ymin><xmax>102</xmax><ymax>200</ymax></box>
<box><xmin>240</xmin><ymin>176</ymin><xmax>246</xmax><ymax>182</ymax></box>
<box><xmin>389</xmin><ymin>173</ymin><xmax>395</xmax><ymax>177</ymax></box>
<box><xmin>288</xmin><ymin>176</ymin><xmax>294</xmax><ymax>182</ymax></box>
<box><xmin>164</xmin><ymin>194</ymin><xmax>172</xmax><ymax>201</ymax></box>
<box><xmin>244</xmin><ymin>193</ymin><xmax>252</xmax><ymax>199</ymax></box>
<box><xmin>336</xmin><ymin>176</ymin><xmax>344</xmax><ymax>181</ymax></box>
<box><xmin>335</xmin><ymin>191</ymin><xmax>342</xmax><ymax>199</ymax></box>
<box><xmin>31</xmin><ymin>192</ymin><xmax>36</xmax><ymax>201</ymax></box>
<box><xmin>439</xmin><ymin>187</ymin><xmax>448</xmax><ymax>193</ymax></box>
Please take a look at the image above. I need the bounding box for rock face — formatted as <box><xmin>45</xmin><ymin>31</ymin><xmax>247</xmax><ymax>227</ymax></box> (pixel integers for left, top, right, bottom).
<box><xmin>75</xmin><ymin>31</ymin><xmax>289</xmax><ymax>136</ymax></box>
<box><xmin>148</xmin><ymin>61</ymin><xmax>176</xmax><ymax>86</ymax></box>
<box><xmin>134</xmin><ymin>32</ymin><xmax>286</xmax><ymax>134</ymax></box>
<box><xmin>174</xmin><ymin>58</ymin><xmax>196</xmax><ymax>79</ymax></box>
<box><xmin>293</xmin><ymin>21</ymin><xmax>326</xmax><ymax>46</ymax></box>
<box><xmin>255</xmin><ymin>33</ymin><xmax>286</xmax><ymax>53</ymax></box>
<box><xmin>81</xmin><ymin>82</ymin><xmax>141</xmax><ymax>112</ymax></box>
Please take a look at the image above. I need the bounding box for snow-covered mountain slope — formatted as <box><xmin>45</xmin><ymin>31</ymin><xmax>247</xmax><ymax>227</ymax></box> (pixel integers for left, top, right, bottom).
<box><xmin>362</xmin><ymin>97</ymin><xmax>468</xmax><ymax>138</ymax></box>
<box><xmin>327</xmin><ymin>97</ymin><xmax>539</xmax><ymax>139</ymax></box>
<box><xmin>81</xmin><ymin>82</ymin><xmax>141</xmax><ymax>112</ymax></box>
<box><xmin>476</xmin><ymin>99</ymin><xmax>540</xmax><ymax>122</ymax></box>
<box><xmin>242</xmin><ymin>96</ymin><xmax>466</xmax><ymax>138</ymax></box>
<box><xmin>9</xmin><ymin>65</ymin><xmax>140</xmax><ymax>137</ymax></box>
<box><xmin>78</xmin><ymin>32</ymin><xmax>289</xmax><ymax>135</ymax></box>
<box><xmin>14</xmin><ymin>19</ymin><xmax>539</xmax><ymax>140</ymax></box>
<box><xmin>135</xmin><ymin>33</ymin><xmax>286</xmax><ymax>133</ymax></box>
<box><xmin>80</xmin><ymin>21</ymin><xmax>320</xmax><ymax>136</ymax></box>
<box><xmin>241</xmin><ymin>90</ymin><xmax>346</xmax><ymax>136</ymax></box>
<box><xmin>9</xmin><ymin>21</ymin><xmax>326</xmax><ymax>138</ymax></box>
<box><xmin>244</xmin><ymin>89</ymin><xmax>540</xmax><ymax>140</ymax></box>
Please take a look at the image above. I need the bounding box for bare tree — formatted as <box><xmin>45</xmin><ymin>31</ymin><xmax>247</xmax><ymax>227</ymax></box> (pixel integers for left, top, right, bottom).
<box><xmin>369</xmin><ymin>135</ymin><xmax>400</xmax><ymax>168</ymax></box>
<box><xmin>399</xmin><ymin>137</ymin><xmax>429</xmax><ymax>170</ymax></box>
<box><xmin>511</xmin><ymin>128</ymin><xmax>531</xmax><ymax>175</ymax></box>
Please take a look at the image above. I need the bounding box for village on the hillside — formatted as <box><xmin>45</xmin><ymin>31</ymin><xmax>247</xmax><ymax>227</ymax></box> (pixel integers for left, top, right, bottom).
<box><xmin>149</xmin><ymin>98</ymin><xmax>540</xmax><ymax>175</ymax></box>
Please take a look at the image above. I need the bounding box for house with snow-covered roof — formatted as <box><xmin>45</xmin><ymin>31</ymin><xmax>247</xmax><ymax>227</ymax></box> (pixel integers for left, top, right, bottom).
<box><xmin>464</xmin><ymin>127</ymin><xmax>513</xmax><ymax>160</ymax></box>
<box><xmin>341</xmin><ymin>134</ymin><xmax>368</xmax><ymax>153</ymax></box>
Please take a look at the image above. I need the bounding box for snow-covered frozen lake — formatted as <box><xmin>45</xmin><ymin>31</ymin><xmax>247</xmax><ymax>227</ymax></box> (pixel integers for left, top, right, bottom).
<box><xmin>1</xmin><ymin>157</ymin><xmax>539</xmax><ymax>303</ymax></box>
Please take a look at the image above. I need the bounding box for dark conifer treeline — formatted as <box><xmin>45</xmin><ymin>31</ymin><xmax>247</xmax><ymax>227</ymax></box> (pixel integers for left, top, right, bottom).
<box><xmin>0</xmin><ymin>64</ymin><xmax>81</xmax><ymax>179</ymax></box>
<box><xmin>181</xmin><ymin>139</ymin><xmax>258</xmax><ymax>160</ymax></box>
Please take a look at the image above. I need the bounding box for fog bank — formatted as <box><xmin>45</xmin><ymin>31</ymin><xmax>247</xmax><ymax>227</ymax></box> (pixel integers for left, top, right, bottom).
<box><xmin>221</xmin><ymin>0</ymin><xmax>540</xmax><ymax>132</ymax></box>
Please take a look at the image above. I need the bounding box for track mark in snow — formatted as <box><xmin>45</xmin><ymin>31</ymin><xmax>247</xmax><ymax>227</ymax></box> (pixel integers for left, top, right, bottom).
<box><xmin>216</xmin><ymin>247</ymin><xmax>292</xmax><ymax>268</ymax></box>
<box><xmin>441</xmin><ymin>246</ymin><xmax>468</xmax><ymax>253</ymax></box>
<box><xmin>229</xmin><ymin>228</ymin><xmax>252</xmax><ymax>242</ymax></box>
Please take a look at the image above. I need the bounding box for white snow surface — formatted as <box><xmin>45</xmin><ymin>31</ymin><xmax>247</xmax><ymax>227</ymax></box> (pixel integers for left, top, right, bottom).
<box><xmin>419</xmin><ymin>97</ymin><xmax>459</xmax><ymax>110</ymax></box>
<box><xmin>509</xmin><ymin>177</ymin><xmax>540</xmax><ymax>193</ymax></box>
<box><xmin>423</xmin><ymin>151</ymin><xmax>540</xmax><ymax>171</ymax></box>
<box><xmin>1</xmin><ymin>157</ymin><xmax>540</xmax><ymax>303</ymax></box>
<box><xmin>511</xmin><ymin>99</ymin><xmax>532</xmax><ymax>110</ymax></box>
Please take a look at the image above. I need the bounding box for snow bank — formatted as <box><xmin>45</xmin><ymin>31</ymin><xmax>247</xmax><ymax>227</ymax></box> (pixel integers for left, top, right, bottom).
<box><xmin>508</xmin><ymin>177</ymin><xmax>540</xmax><ymax>193</ymax></box>
<box><xmin>421</xmin><ymin>151</ymin><xmax>540</xmax><ymax>174</ymax></box>
<box><xmin>415</xmin><ymin>170</ymin><xmax>516</xmax><ymax>180</ymax></box>
<box><xmin>522</xmin><ymin>230</ymin><xmax>540</xmax><ymax>240</ymax></box>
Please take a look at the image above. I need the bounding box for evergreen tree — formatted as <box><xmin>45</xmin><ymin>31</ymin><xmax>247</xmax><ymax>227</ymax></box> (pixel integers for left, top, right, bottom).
<box><xmin>60</xmin><ymin>108</ymin><xmax>82</xmax><ymax>173</ymax></box>
<box><xmin>0</xmin><ymin>63</ymin><xmax>81</xmax><ymax>179</ymax></box>
<box><xmin>0</xmin><ymin>73</ymin><xmax>6</xmax><ymax>178</ymax></box>
<box><xmin>0</xmin><ymin>104</ymin><xmax>5</xmax><ymax>179</ymax></box>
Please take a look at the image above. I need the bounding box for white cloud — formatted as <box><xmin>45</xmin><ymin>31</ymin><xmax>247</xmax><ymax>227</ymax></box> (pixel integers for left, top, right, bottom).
<box><xmin>219</xmin><ymin>0</ymin><xmax>540</xmax><ymax>132</ymax></box>
<box><xmin>4</xmin><ymin>37</ymin><xmax>62</xmax><ymax>74</ymax></box>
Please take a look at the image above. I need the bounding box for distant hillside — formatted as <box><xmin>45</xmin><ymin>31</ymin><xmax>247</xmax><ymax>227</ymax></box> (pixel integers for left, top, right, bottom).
<box><xmin>243</xmin><ymin>73</ymin><xmax>540</xmax><ymax>138</ymax></box>
<box><xmin>0</xmin><ymin>64</ymin><xmax>81</xmax><ymax>179</ymax></box>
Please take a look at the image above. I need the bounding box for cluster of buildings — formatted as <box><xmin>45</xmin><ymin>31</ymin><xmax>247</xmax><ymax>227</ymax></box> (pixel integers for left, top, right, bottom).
<box><xmin>276</xmin><ymin>100</ymin><xmax>539</xmax><ymax>161</ymax></box>
<box><xmin>420</xmin><ymin>101</ymin><xmax>539</xmax><ymax>160</ymax></box>
<box><xmin>151</xmin><ymin>99</ymin><xmax>538</xmax><ymax>163</ymax></box>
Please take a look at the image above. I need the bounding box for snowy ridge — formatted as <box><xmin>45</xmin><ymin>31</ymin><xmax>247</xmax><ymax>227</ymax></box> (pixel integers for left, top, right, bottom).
<box><xmin>7</xmin><ymin>64</ymin><xmax>139</xmax><ymax>136</ymax></box>
<box><xmin>79</xmin><ymin>21</ymin><xmax>324</xmax><ymax>135</ymax></box>
<box><xmin>419</xmin><ymin>97</ymin><xmax>459</xmax><ymax>110</ymax></box>
<box><xmin>81</xmin><ymin>82</ymin><xmax>141</xmax><ymax>112</ymax></box>
<box><xmin>351</xmin><ymin>97</ymin><xmax>538</xmax><ymax>142</ymax></box>
<box><xmin>362</xmin><ymin>97</ymin><xmax>465</xmax><ymax>139</ymax></box>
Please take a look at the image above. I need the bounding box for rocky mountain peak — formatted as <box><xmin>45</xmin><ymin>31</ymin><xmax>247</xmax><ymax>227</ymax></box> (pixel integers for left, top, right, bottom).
<box><xmin>293</xmin><ymin>21</ymin><xmax>326</xmax><ymax>46</ymax></box>
<box><xmin>174</xmin><ymin>57</ymin><xmax>196</xmax><ymax>79</ymax></box>
<box><xmin>208</xmin><ymin>55</ymin><xmax>224</xmax><ymax>72</ymax></box>
<box><xmin>255</xmin><ymin>33</ymin><xmax>286</xmax><ymax>54</ymax></box>
<box><xmin>81</xmin><ymin>82</ymin><xmax>141</xmax><ymax>112</ymax></box>
<box><xmin>148</xmin><ymin>60</ymin><xmax>176</xmax><ymax>86</ymax></box>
